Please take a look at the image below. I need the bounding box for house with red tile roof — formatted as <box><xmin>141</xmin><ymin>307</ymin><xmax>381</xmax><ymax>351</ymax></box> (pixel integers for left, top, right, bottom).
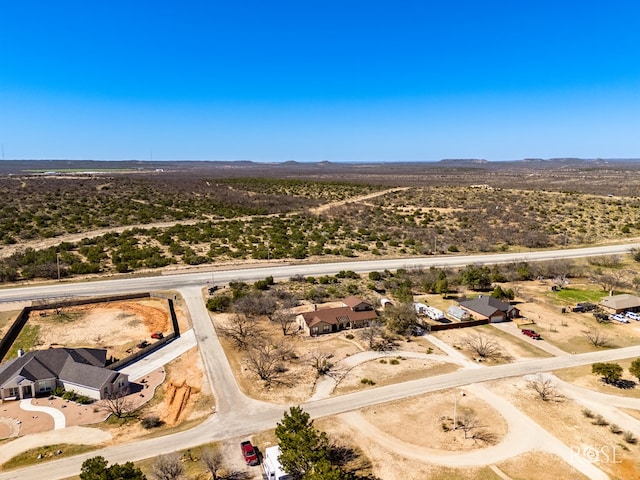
<box><xmin>296</xmin><ymin>296</ymin><xmax>379</xmax><ymax>336</ymax></box>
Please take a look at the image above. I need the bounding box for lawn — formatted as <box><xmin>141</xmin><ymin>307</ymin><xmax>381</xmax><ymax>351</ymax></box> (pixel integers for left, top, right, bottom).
<box><xmin>552</xmin><ymin>288</ymin><xmax>607</xmax><ymax>304</ymax></box>
<box><xmin>6</xmin><ymin>324</ymin><xmax>40</xmax><ymax>360</ymax></box>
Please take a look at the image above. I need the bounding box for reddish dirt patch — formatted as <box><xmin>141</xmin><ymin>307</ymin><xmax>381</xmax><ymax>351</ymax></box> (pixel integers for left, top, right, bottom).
<box><xmin>28</xmin><ymin>299</ymin><xmax>174</xmax><ymax>360</ymax></box>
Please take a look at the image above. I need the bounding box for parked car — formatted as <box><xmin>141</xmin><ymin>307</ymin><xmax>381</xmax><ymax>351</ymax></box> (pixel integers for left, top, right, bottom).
<box><xmin>241</xmin><ymin>440</ymin><xmax>259</xmax><ymax>466</ymax></box>
<box><xmin>151</xmin><ymin>332</ymin><xmax>164</xmax><ymax>339</ymax></box>
<box><xmin>572</xmin><ymin>302</ymin><xmax>596</xmax><ymax>313</ymax></box>
<box><xmin>625</xmin><ymin>311</ymin><xmax>640</xmax><ymax>321</ymax></box>
<box><xmin>610</xmin><ymin>313</ymin><xmax>629</xmax><ymax>324</ymax></box>
<box><xmin>521</xmin><ymin>328</ymin><xmax>542</xmax><ymax>340</ymax></box>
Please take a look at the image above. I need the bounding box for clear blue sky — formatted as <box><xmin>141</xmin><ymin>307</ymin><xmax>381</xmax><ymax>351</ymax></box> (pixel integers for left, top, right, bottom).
<box><xmin>1</xmin><ymin>1</ymin><xmax>639</xmax><ymax>162</ymax></box>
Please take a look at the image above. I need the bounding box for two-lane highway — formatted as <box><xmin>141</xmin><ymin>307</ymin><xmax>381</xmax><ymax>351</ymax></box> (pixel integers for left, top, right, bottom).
<box><xmin>1</xmin><ymin>243</ymin><xmax>638</xmax><ymax>303</ymax></box>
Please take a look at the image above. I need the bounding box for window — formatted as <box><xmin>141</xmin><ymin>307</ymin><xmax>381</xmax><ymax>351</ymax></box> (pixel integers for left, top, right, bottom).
<box><xmin>323</xmin><ymin>325</ymin><xmax>330</xmax><ymax>332</ymax></box>
<box><xmin>312</xmin><ymin>326</ymin><xmax>319</xmax><ymax>334</ymax></box>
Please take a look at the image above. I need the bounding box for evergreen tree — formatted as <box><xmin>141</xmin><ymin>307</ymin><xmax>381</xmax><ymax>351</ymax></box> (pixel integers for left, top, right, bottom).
<box><xmin>275</xmin><ymin>406</ymin><xmax>330</xmax><ymax>480</ymax></box>
<box><xmin>629</xmin><ymin>358</ymin><xmax>640</xmax><ymax>382</ymax></box>
<box><xmin>80</xmin><ymin>456</ymin><xmax>146</xmax><ymax>480</ymax></box>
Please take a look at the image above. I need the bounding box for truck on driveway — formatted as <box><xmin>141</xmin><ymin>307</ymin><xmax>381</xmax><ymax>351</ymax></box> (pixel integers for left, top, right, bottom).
<box><xmin>240</xmin><ymin>440</ymin><xmax>259</xmax><ymax>466</ymax></box>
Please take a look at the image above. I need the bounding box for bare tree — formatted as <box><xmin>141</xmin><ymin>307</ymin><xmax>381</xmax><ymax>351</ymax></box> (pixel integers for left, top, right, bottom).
<box><xmin>218</xmin><ymin>313</ymin><xmax>260</xmax><ymax>350</ymax></box>
<box><xmin>307</xmin><ymin>350</ymin><xmax>334</xmax><ymax>376</ymax></box>
<box><xmin>457</xmin><ymin>411</ymin><xmax>482</xmax><ymax>439</ymax></box>
<box><xmin>589</xmin><ymin>255</ymin><xmax>622</xmax><ymax>268</ymax></box>
<box><xmin>245</xmin><ymin>339</ymin><xmax>289</xmax><ymax>386</ymax></box>
<box><xmin>150</xmin><ymin>452</ymin><xmax>184</xmax><ymax>480</ymax></box>
<box><xmin>99</xmin><ymin>389</ymin><xmax>134</xmax><ymax>419</ymax></box>
<box><xmin>234</xmin><ymin>291</ymin><xmax>278</xmax><ymax>320</ymax></box>
<box><xmin>583</xmin><ymin>330</ymin><xmax>610</xmax><ymax>348</ymax></box>
<box><xmin>200</xmin><ymin>447</ymin><xmax>225</xmax><ymax>480</ymax></box>
<box><xmin>527</xmin><ymin>374</ymin><xmax>563</xmax><ymax>401</ymax></box>
<box><xmin>272</xmin><ymin>309</ymin><xmax>298</xmax><ymax>336</ymax></box>
<box><xmin>359</xmin><ymin>321</ymin><xmax>384</xmax><ymax>350</ymax></box>
<box><xmin>462</xmin><ymin>333</ymin><xmax>502</xmax><ymax>359</ymax></box>
<box><xmin>589</xmin><ymin>269</ymin><xmax>626</xmax><ymax>294</ymax></box>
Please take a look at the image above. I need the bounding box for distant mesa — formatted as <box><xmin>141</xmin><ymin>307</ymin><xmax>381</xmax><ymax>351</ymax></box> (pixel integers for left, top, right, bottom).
<box><xmin>438</xmin><ymin>159</ymin><xmax>489</xmax><ymax>165</ymax></box>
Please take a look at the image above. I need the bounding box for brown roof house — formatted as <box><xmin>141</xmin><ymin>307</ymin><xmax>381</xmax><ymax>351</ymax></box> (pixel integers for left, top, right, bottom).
<box><xmin>0</xmin><ymin>348</ymin><xmax>129</xmax><ymax>402</ymax></box>
<box><xmin>599</xmin><ymin>294</ymin><xmax>640</xmax><ymax>314</ymax></box>
<box><xmin>296</xmin><ymin>296</ymin><xmax>379</xmax><ymax>336</ymax></box>
<box><xmin>457</xmin><ymin>295</ymin><xmax>519</xmax><ymax>323</ymax></box>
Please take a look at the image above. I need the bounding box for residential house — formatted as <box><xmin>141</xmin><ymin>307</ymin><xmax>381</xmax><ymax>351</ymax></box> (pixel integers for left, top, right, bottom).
<box><xmin>457</xmin><ymin>295</ymin><xmax>519</xmax><ymax>323</ymax></box>
<box><xmin>0</xmin><ymin>348</ymin><xmax>129</xmax><ymax>402</ymax></box>
<box><xmin>599</xmin><ymin>294</ymin><xmax>640</xmax><ymax>314</ymax></box>
<box><xmin>296</xmin><ymin>296</ymin><xmax>379</xmax><ymax>336</ymax></box>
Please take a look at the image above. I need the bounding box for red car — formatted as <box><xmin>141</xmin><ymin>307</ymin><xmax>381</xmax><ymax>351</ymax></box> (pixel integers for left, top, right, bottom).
<box><xmin>241</xmin><ymin>440</ymin><xmax>259</xmax><ymax>466</ymax></box>
<box><xmin>521</xmin><ymin>329</ymin><xmax>542</xmax><ymax>340</ymax></box>
<box><xmin>151</xmin><ymin>332</ymin><xmax>164</xmax><ymax>339</ymax></box>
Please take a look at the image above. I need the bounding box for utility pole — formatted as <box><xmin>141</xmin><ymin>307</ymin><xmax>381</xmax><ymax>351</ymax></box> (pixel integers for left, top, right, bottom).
<box><xmin>56</xmin><ymin>253</ymin><xmax>61</xmax><ymax>282</ymax></box>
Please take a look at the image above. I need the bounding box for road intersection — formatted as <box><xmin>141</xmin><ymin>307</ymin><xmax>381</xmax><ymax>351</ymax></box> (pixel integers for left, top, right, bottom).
<box><xmin>1</xmin><ymin>245</ymin><xmax>640</xmax><ymax>479</ymax></box>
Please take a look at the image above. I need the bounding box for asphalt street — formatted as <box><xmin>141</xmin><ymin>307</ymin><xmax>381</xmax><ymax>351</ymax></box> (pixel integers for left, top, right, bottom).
<box><xmin>1</xmin><ymin>244</ymin><xmax>640</xmax><ymax>479</ymax></box>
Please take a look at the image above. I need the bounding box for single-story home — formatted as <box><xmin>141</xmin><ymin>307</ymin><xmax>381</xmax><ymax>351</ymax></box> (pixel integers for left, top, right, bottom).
<box><xmin>599</xmin><ymin>294</ymin><xmax>640</xmax><ymax>314</ymax></box>
<box><xmin>0</xmin><ymin>348</ymin><xmax>129</xmax><ymax>402</ymax></box>
<box><xmin>457</xmin><ymin>295</ymin><xmax>519</xmax><ymax>323</ymax></box>
<box><xmin>296</xmin><ymin>296</ymin><xmax>379</xmax><ymax>336</ymax></box>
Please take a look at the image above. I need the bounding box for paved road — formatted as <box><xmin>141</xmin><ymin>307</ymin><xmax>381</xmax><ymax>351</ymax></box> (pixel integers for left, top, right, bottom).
<box><xmin>1</xmin><ymin>244</ymin><xmax>638</xmax><ymax>304</ymax></box>
<box><xmin>1</xmin><ymin>245</ymin><xmax>639</xmax><ymax>479</ymax></box>
<box><xmin>3</xmin><ymin>344</ymin><xmax>640</xmax><ymax>479</ymax></box>
<box><xmin>490</xmin><ymin>322</ymin><xmax>570</xmax><ymax>357</ymax></box>
<box><xmin>118</xmin><ymin>329</ymin><xmax>197</xmax><ymax>379</ymax></box>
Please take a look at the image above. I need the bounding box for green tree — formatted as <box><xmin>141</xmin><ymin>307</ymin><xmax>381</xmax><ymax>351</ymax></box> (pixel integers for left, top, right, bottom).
<box><xmin>384</xmin><ymin>302</ymin><xmax>418</xmax><ymax>335</ymax></box>
<box><xmin>80</xmin><ymin>456</ymin><xmax>146</xmax><ymax>480</ymax></box>
<box><xmin>435</xmin><ymin>270</ymin><xmax>449</xmax><ymax>296</ymax></box>
<box><xmin>491</xmin><ymin>285</ymin><xmax>514</xmax><ymax>301</ymax></box>
<box><xmin>305</xmin><ymin>459</ymin><xmax>352</xmax><ymax>480</ymax></box>
<box><xmin>592</xmin><ymin>362</ymin><xmax>623</xmax><ymax>384</ymax></box>
<box><xmin>459</xmin><ymin>265</ymin><xmax>491</xmax><ymax>291</ymax></box>
<box><xmin>275</xmin><ymin>406</ymin><xmax>330</xmax><ymax>480</ymax></box>
<box><xmin>629</xmin><ymin>358</ymin><xmax>640</xmax><ymax>382</ymax></box>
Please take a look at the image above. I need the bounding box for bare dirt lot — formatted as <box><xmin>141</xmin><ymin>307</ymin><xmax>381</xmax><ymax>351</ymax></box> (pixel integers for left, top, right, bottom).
<box><xmin>11</xmin><ymin>297</ymin><xmax>189</xmax><ymax>361</ymax></box>
<box><xmin>491</xmin><ymin>376</ymin><xmax>640</xmax><ymax>480</ymax></box>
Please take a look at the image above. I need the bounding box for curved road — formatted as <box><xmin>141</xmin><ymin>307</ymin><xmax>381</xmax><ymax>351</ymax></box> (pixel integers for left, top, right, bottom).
<box><xmin>1</xmin><ymin>244</ymin><xmax>639</xmax><ymax>479</ymax></box>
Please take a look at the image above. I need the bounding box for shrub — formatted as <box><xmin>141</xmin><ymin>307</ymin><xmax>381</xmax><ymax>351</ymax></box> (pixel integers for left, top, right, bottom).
<box><xmin>379</xmin><ymin>359</ymin><xmax>387</xmax><ymax>364</ymax></box>
<box><xmin>62</xmin><ymin>390</ymin><xmax>76</xmax><ymax>401</ymax></box>
<box><xmin>610</xmin><ymin>424</ymin><xmax>623</xmax><ymax>434</ymax></box>
<box><xmin>141</xmin><ymin>415</ymin><xmax>164</xmax><ymax>429</ymax></box>
<box><xmin>389</xmin><ymin>358</ymin><xmax>400</xmax><ymax>365</ymax></box>
<box><xmin>345</xmin><ymin>334</ymin><xmax>354</xmax><ymax>340</ymax></box>
<box><xmin>592</xmin><ymin>415</ymin><xmax>609</xmax><ymax>426</ymax></box>
<box><xmin>624</xmin><ymin>431</ymin><xmax>638</xmax><ymax>444</ymax></box>
<box><xmin>360</xmin><ymin>378</ymin><xmax>376</xmax><ymax>385</ymax></box>
<box><xmin>582</xmin><ymin>408</ymin><xmax>595</xmax><ymax>418</ymax></box>
<box><xmin>206</xmin><ymin>295</ymin><xmax>231</xmax><ymax>312</ymax></box>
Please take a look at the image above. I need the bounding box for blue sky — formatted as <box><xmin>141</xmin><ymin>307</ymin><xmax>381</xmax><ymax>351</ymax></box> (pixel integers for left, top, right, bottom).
<box><xmin>1</xmin><ymin>1</ymin><xmax>639</xmax><ymax>162</ymax></box>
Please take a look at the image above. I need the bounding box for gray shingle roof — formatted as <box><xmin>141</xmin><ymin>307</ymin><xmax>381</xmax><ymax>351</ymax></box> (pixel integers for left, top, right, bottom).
<box><xmin>0</xmin><ymin>348</ymin><xmax>119</xmax><ymax>392</ymax></box>
<box><xmin>458</xmin><ymin>295</ymin><xmax>513</xmax><ymax>317</ymax></box>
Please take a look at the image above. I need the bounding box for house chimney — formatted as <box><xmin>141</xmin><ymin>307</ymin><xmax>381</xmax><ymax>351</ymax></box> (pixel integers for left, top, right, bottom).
<box><xmin>314</xmin><ymin>304</ymin><xmax>317</xmax><ymax>311</ymax></box>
